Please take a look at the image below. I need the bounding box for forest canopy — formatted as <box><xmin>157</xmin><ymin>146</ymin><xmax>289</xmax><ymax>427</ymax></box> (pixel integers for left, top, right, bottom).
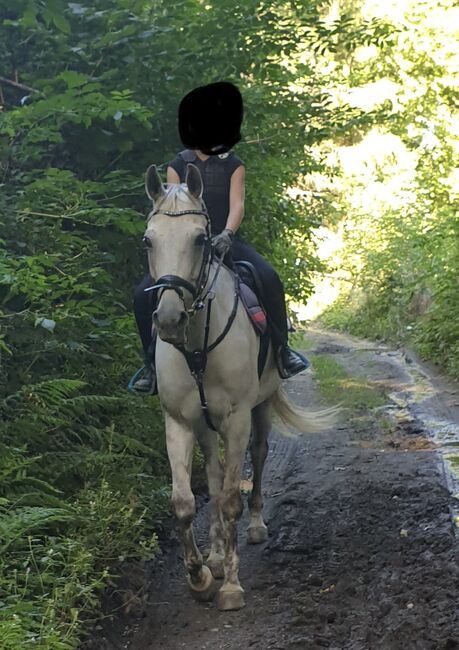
<box><xmin>0</xmin><ymin>0</ymin><xmax>457</xmax><ymax>647</ymax></box>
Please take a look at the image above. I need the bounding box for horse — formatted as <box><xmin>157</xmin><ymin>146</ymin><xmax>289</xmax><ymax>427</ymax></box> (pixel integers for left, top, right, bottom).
<box><xmin>143</xmin><ymin>162</ymin><xmax>336</xmax><ymax>611</ymax></box>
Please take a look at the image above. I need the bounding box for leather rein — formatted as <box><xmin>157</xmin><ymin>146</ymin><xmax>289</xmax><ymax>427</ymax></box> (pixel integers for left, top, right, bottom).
<box><xmin>144</xmin><ymin>207</ymin><xmax>239</xmax><ymax>431</ymax></box>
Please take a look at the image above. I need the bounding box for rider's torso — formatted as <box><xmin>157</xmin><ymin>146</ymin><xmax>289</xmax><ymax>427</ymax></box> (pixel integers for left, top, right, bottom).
<box><xmin>168</xmin><ymin>150</ymin><xmax>244</xmax><ymax>235</ymax></box>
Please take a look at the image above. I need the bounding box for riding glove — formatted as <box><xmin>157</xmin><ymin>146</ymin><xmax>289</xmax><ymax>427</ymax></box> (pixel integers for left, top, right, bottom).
<box><xmin>212</xmin><ymin>228</ymin><xmax>234</xmax><ymax>257</ymax></box>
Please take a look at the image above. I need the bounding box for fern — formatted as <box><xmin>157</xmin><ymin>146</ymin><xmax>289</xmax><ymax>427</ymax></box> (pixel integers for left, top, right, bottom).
<box><xmin>0</xmin><ymin>506</ymin><xmax>73</xmax><ymax>552</ymax></box>
<box><xmin>0</xmin><ymin>373</ymin><xmax>167</xmax><ymax>647</ymax></box>
<box><xmin>3</xmin><ymin>379</ymin><xmax>87</xmax><ymax>411</ymax></box>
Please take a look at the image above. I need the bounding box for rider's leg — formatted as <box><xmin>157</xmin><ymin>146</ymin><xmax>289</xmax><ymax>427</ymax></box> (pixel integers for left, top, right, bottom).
<box><xmin>133</xmin><ymin>274</ymin><xmax>157</xmax><ymax>392</ymax></box>
<box><xmin>231</xmin><ymin>239</ymin><xmax>308</xmax><ymax>378</ymax></box>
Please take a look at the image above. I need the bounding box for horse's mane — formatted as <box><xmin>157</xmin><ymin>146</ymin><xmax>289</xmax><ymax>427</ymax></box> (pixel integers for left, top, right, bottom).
<box><xmin>153</xmin><ymin>183</ymin><xmax>202</xmax><ymax>212</ymax></box>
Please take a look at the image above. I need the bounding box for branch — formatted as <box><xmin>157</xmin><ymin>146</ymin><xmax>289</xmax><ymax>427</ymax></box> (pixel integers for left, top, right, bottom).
<box><xmin>0</xmin><ymin>76</ymin><xmax>45</xmax><ymax>97</ymax></box>
<box><xmin>17</xmin><ymin>209</ymin><xmax>94</xmax><ymax>226</ymax></box>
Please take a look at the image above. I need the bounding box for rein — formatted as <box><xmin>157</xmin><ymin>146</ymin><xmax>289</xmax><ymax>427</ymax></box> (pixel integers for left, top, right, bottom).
<box><xmin>144</xmin><ymin>206</ymin><xmax>239</xmax><ymax>431</ymax></box>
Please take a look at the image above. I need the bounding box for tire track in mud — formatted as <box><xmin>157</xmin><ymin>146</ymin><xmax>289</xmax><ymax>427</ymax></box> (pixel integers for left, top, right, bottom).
<box><xmin>94</xmin><ymin>330</ymin><xmax>459</xmax><ymax>650</ymax></box>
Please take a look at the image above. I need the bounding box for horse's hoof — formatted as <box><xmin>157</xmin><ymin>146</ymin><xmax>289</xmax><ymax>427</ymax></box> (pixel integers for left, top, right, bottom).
<box><xmin>187</xmin><ymin>565</ymin><xmax>217</xmax><ymax>602</ymax></box>
<box><xmin>247</xmin><ymin>524</ymin><xmax>268</xmax><ymax>544</ymax></box>
<box><xmin>206</xmin><ymin>555</ymin><xmax>225</xmax><ymax>579</ymax></box>
<box><xmin>217</xmin><ymin>585</ymin><xmax>245</xmax><ymax>611</ymax></box>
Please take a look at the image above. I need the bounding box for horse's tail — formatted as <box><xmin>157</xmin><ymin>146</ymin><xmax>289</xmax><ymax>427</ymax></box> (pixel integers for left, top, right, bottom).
<box><xmin>268</xmin><ymin>386</ymin><xmax>338</xmax><ymax>434</ymax></box>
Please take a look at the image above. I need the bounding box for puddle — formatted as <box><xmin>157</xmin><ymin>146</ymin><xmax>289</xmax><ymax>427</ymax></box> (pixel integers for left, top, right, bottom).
<box><xmin>350</xmin><ymin>437</ymin><xmax>435</xmax><ymax>452</ymax></box>
<box><xmin>418</xmin><ymin>419</ymin><xmax>459</xmax><ymax>514</ymax></box>
<box><xmin>385</xmin><ymin>357</ymin><xmax>459</xmax><ymax>532</ymax></box>
<box><xmin>306</xmin><ymin>330</ymin><xmax>459</xmax><ymax>533</ymax></box>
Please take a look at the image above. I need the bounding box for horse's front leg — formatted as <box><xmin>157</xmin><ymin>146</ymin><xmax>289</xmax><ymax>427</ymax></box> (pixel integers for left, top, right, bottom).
<box><xmin>165</xmin><ymin>412</ymin><xmax>215</xmax><ymax>601</ymax></box>
<box><xmin>218</xmin><ymin>408</ymin><xmax>251</xmax><ymax>611</ymax></box>
<box><xmin>198</xmin><ymin>430</ymin><xmax>225</xmax><ymax>579</ymax></box>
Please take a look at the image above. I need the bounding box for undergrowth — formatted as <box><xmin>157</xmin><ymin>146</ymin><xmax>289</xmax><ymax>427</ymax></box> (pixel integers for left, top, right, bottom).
<box><xmin>0</xmin><ymin>380</ymin><xmax>169</xmax><ymax>648</ymax></box>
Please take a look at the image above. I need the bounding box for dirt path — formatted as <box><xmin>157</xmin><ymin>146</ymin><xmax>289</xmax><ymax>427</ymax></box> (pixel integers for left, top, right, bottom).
<box><xmin>96</xmin><ymin>329</ymin><xmax>459</xmax><ymax>650</ymax></box>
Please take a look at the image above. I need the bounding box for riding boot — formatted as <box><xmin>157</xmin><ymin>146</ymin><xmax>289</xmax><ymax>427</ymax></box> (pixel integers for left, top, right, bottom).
<box><xmin>132</xmin><ymin>337</ymin><xmax>158</xmax><ymax>395</ymax></box>
<box><xmin>133</xmin><ymin>275</ymin><xmax>159</xmax><ymax>394</ymax></box>
<box><xmin>276</xmin><ymin>344</ymin><xmax>310</xmax><ymax>379</ymax></box>
<box><xmin>268</xmin><ymin>318</ymin><xmax>310</xmax><ymax>379</ymax></box>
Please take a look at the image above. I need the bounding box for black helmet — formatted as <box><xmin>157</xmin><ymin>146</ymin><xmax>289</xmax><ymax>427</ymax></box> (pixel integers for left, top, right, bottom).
<box><xmin>178</xmin><ymin>81</ymin><xmax>243</xmax><ymax>155</ymax></box>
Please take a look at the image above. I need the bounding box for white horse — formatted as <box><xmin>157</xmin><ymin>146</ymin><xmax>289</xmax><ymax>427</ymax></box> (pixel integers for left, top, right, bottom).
<box><xmin>143</xmin><ymin>163</ymin><xmax>335</xmax><ymax>611</ymax></box>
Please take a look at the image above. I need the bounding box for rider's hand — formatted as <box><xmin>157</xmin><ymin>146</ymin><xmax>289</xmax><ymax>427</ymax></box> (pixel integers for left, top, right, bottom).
<box><xmin>212</xmin><ymin>229</ymin><xmax>234</xmax><ymax>257</ymax></box>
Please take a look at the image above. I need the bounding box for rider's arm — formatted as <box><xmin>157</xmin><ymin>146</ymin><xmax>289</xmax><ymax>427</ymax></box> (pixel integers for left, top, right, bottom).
<box><xmin>167</xmin><ymin>166</ymin><xmax>180</xmax><ymax>184</ymax></box>
<box><xmin>225</xmin><ymin>165</ymin><xmax>245</xmax><ymax>235</ymax></box>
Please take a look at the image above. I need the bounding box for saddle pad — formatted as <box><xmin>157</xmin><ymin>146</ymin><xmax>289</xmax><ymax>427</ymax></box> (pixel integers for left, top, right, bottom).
<box><xmin>239</xmin><ymin>282</ymin><xmax>268</xmax><ymax>336</ymax></box>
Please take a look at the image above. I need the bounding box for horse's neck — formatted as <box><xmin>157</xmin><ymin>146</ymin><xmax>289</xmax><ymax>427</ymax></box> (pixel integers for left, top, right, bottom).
<box><xmin>185</xmin><ymin>263</ymin><xmax>235</xmax><ymax>351</ymax></box>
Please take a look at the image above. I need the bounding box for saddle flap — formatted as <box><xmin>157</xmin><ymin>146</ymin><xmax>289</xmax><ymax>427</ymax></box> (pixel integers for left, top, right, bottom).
<box><xmin>238</xmin><ymin>280</ymin><xmax>268</xmax><ymax>336</ymax></box>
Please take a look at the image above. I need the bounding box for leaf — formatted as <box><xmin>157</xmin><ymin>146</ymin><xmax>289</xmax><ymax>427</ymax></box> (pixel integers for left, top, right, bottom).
<box><xmin>0</xmin><ymin>337</ymin><xmax>12</xmax><ymax>355</ymax></box>
<box><xmin>42</xmin><ymin>0</ymin><xmax>71</xmax><ymax>32</ymax></box>
<box><xmin>53</xmin><ymin>12</ymin><xmax>71</xmax><ymax>33</ymax></box>
<box><xmin>21</xmin><ymin>3</ymin><xmax>38</xmax><ymax>27</ymax></box>
<box><xmin>35</xmin><ymin>317</ymin><xmax>56</xmax><ymax>333</ymax></box>
<box><xmin>68</xmin><ymin>3</ymin><xmax>86</xmax><ymax>15</ymax></box>
<box><xmin>0</xmin><ymin>507</ymin><xmax>72</xmax><ymax>552</ymax></box>
<box><xmin>59</xmin><ymin>71</ymin><xmax>88</xmax><ymax>88</ymax></box>
<box><xmin>70</xmin><ymin>608</ymin><xmax>80</xmax><ymax>623</ymax></box>
<box><xmin>114</xmin><ymin>111</ymin><xmax>123</xmax><ymax>121</ymax></box>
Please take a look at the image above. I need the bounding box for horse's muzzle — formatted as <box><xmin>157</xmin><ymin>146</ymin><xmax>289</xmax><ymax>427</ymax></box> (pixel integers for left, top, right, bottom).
<box><xmin>153</xmin><ymin>307</ymin><xmax>188</xmax><ymax>345</ymax></box>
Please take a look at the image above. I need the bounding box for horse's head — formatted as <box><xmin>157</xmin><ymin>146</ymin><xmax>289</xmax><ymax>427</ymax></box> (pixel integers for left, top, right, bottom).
<box><xmin>143</xmin><ymin>164</ymin><xmax>212</xmax><ymax>345</ymax></box>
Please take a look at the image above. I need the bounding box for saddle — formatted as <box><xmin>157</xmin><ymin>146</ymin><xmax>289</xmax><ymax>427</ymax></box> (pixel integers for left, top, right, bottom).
<box><xmin>235</xmin><ymin>261</ymin><xmax>270</xmax><ymax>377</ymax></box>
<box><xmin>236</xmin><ymin>261</ymin><xmax>268</xmax><ymax>336</ymax></box>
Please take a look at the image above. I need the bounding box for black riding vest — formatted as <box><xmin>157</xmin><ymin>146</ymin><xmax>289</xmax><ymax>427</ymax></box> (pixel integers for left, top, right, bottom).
<box><xmin>168</xmin><ymin>149</ymin><xmax>244</xmax><ymax>235</ymax></box>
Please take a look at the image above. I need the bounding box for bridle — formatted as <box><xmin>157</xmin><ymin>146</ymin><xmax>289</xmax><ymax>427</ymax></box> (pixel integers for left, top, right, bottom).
<box><xmin>143</xmin><ymin>207</ymin><xmax>213</xmax><ymax>313</ymax></box>
<box><xmin>143</xmin><ymin>206</ymin><xmax>239</xmax><ymax>431</ymax></box>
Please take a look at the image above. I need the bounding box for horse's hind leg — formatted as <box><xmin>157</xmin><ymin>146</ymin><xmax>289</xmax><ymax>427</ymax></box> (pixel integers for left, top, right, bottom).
<box><xmin>247</xmin><ymin>401</ymin><xmax>270</xmax><ymax>544</ymax></box>
<box><xmin>197</xmin><ymin>430</ymin><xmax>225</xmax><ymax>579</ymax></box>
<box><xmin>218</xmin><ymin>408</ymin><xmax>251</xmax><ymax>611</ymax></box>
<box><xmin>165</xmin><ymin>412</ymin><xmax>216</xmax><ymax>601</ymax></box>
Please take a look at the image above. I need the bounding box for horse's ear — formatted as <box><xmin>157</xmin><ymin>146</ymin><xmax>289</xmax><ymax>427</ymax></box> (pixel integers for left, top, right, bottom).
<box><xmin>185</xmin><ymin>163</ymin><xmax>203</xmax><ymax>199</ymax></box>
<box><xmin>145</xmin><ymin>165</ymin><xmax>165</xmax><ymax>202</ymax></box>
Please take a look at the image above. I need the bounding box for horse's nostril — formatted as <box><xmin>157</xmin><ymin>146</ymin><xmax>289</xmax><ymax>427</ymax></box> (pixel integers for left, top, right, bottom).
<box><xmin>152</xmin><ymin>309</ymin><xmax>186</xmax><ymax>331</ymax></box>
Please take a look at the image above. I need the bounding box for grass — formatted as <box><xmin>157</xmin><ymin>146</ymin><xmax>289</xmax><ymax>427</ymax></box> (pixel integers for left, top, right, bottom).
<box><xmin>289</xmin><ymin>329</ymin><xmax>316</xmax><ymax>351</ymax></box>
<box><xmin>311</xmin><ymin>355</ymin><xmax>386</xmax><ymax>411</ymax></box>
<box><xmin>446</xmin><ymin>453</ymin><xmax>459</xmax><ymax>474</ymax></box>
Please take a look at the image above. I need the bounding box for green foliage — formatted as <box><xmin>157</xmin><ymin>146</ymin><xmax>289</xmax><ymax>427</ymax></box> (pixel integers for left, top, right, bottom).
<box><xmin>0</xmin><ymin>381</ymin><xmax>169</xmax><ymax>647</ymax></box>
<box><xmin>316</xmin><ymin>0</ymin><xmax>459</xmax><ymax>379</ymax></box>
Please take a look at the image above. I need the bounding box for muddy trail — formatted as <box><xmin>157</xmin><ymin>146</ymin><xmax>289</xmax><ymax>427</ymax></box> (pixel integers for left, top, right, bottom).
<box><xmin>94</xmin><ymin>329</ymin><xmax>459</xmax><ymax>650</ymax></box>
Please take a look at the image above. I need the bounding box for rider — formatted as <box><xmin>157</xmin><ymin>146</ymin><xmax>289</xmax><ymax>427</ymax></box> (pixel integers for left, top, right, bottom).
<box><xmin>132</xmin><ymin>82</ymin><xmax>308</xmax><ymax>392</ymax></box>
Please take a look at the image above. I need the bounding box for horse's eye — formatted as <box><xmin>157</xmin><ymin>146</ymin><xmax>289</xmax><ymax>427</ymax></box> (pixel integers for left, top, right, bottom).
<box><xmin>195</xmin><ymin>234</ymin><xmax>206</xmax><ymax>246</ymax></box>
<box><xmin>143</xmin><ymin>236</ymin><xmax>152</xmax><ymax>249</ymax></box>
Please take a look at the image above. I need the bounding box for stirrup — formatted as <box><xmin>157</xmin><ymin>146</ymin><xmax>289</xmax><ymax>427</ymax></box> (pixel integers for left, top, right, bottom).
<box><xmin>127</xmin><ymin>367</ymin><xmax>157</xmax><ymax>395</ymax></box>
<box><xmin>295</xmin><ymin>351</ymin><xmax>310</xmax><ymax>369</ymax></box>
<box><xmin>276</xmin><ymin>348</ymin><xmax>310</xmax><ymax>380</ymax></box>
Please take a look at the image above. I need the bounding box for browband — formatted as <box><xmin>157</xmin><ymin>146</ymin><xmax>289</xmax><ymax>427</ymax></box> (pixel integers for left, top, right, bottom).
<box><xmin>150</xmin><ymin>209</ymin><xmax>209</xmax><ymax>218</ymax></box>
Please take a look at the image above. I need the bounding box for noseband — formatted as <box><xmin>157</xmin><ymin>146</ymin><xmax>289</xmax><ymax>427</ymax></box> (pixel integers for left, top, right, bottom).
<box><xmin>144</xmin><ymin>208</ymin><xmax>213</xmax><ymax>312</ymax></box>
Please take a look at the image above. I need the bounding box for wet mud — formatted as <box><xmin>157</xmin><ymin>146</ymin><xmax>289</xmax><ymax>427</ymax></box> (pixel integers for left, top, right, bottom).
<box><xmin>93</xmin><ymin>329</ymin><xmax>459</xmax><ymax>650</ymax></box>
